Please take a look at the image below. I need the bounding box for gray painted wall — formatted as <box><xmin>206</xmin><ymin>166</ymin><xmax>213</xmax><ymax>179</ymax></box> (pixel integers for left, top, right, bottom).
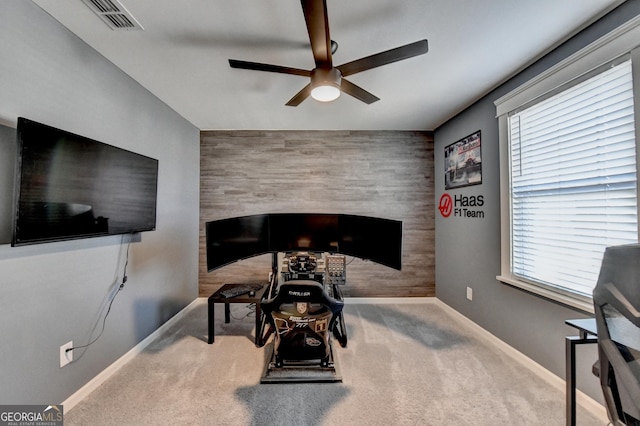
<box><xmin>434</xmin><ymin>0</ymin><xmax>640</xmax><ymax>403</ymax></box>
<box><xmin>0</xmin><ymin>2</ymin><xmax>200</xmax><ymax>404</ymax></box>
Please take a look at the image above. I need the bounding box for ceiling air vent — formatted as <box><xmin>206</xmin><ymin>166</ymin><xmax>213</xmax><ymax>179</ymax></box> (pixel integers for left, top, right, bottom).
<box><xmin>81</xmin><ymin>0</ymin><xmax>143</xmax><ymax>31</ymax></box>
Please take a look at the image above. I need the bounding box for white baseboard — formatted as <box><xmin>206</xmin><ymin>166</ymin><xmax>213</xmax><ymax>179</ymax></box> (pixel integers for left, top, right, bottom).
<box><xmin>345</xmin><ymin>296</ymin><xmax>438</xmax><ymax>304</ymax></box>
<box><xmin>62</xmin><ymin>298</ymin><xmax>203</xmax><ymax>411</ymax></box>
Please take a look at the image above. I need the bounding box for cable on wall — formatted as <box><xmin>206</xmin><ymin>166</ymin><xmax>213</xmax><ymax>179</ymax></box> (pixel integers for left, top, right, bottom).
<box><xmin>66</xmin><ymin>233</ymin><xmax>133</xmax><ymax>355</ymax></box>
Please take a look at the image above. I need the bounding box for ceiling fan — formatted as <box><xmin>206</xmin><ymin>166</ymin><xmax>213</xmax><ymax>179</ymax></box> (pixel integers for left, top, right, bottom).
<box><xmin>228</xmin><ymin>0</ymin><xmax>428</xmax><ymax>106</ymax></box>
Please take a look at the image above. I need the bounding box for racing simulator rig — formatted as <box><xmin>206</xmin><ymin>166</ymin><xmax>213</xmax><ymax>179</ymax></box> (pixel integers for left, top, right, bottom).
<box><xmin>206</xmin><ymin>213</ymin><xmax>402</xmax><ymax>383</ymax></box>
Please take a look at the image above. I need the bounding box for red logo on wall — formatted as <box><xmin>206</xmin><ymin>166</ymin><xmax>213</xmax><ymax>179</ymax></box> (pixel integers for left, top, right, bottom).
<box><xmin>438</xmin><ymin>193</ymin><xmax>453</xmax><ymax>218</ymax></box>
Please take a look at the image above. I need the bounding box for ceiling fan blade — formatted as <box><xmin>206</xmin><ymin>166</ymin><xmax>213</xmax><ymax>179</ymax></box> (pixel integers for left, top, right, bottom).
<box><xmin>229</xmin><ymin>59</ymin><xmax>311</xmax><ymax>77</ymax></box>
<box><xmin>340</xmin><ymin>79</ymin><xmax>380</xmax><ymax>104</ymax></box>
<box><xmin>286</xmin><ymin>84</ymin><xmax>312</xmax><ymax>106</ymax></box>
<box><xmin>337</xmin><ymin>39</ymin><xmax>429</xmax><ymax>77</ymax></box>
<box><xmin>301</xmin><ymin>0</ymin><xmax>332</xmax><ymax>69</ymax></box>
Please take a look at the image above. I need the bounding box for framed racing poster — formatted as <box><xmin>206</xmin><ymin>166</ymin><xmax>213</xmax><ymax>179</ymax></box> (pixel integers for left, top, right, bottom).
<box><xmin>444</xmin><ymin>130</ymin><xmax>482</xmax><ymax>189</ymax></box>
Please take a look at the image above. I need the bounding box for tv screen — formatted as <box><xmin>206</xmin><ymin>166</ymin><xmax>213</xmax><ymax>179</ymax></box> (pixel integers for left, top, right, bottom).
<box><xmin>12</xmin><ymin>117</ymin><xmax>158</xmax><ymax>246</ymax></box>
<box><xmin>269</xmin><ymin>213</ymin><xmax>340</xmax><ymax>253</ymax></box>
<box><xmin>206</xmin><ymin>214</ymin><xmax>270</xmax><ymax>271</ymax></box>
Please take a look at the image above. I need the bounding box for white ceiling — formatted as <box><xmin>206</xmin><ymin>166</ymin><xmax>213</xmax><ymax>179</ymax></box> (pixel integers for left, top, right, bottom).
<box><xmin>33</xmin><ymin>0</ymin><xmax>622</xmax><ymax>131</ymax></box>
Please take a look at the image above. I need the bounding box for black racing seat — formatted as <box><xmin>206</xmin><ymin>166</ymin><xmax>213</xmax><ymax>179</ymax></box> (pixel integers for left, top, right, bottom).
<box><xmin>261</xmin><ymin>280</ymin><xmax>344</xmax><ymax>368</ymax></box>
<box><xmin>593</xmin><ymin>244</ymin><xmax>640</xmax><ymax>425</ymax></box>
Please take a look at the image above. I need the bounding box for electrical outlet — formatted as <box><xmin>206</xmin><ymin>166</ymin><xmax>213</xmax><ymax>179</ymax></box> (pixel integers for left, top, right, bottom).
<box><xmin>60</xmin><ymin>341</ymin><xmax>73</xmax><ymax>368</ymax></box>
<box><xmin>466</xmin><ymin>286</ymin><xmax>473</xmax><ymax>301</ymax></box>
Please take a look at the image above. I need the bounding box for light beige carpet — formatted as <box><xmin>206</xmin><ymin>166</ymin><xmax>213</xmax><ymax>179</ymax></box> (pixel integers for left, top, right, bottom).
<box><xmin>65</xmin><ymin>300</ymin><xmax>606</xmax><ymax>425</ymax></box>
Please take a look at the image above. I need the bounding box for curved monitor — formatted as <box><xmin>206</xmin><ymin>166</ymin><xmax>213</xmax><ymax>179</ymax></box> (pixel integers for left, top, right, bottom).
<box><xmin>205</xmin><ymin>213</ymin><xmax>402</xmax><ymax>271</ymax></box>
<box><xmin>205</xmin><ymin>214</ymin><xmax>269</xmax><ymax>271</ymax></box>
<box><xmin>338</xmin><ymin>214</ymin><xmax>402</xmax><ymax>271</ymax></box>
<box><xmin>269</xmin><ymin>213</ymin><xmax>339</xmax><ymax>253</ymax></box>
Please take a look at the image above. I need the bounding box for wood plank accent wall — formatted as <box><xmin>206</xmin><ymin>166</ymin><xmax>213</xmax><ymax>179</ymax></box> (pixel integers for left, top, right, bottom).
<box><xmin>199</xmin><ymin>130</ymin><xmax>434</xmax><ymax>297</ymax></box>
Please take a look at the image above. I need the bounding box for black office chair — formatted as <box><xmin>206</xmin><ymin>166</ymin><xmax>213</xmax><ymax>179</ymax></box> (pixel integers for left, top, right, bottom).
<box><xmin>593</xmin><ymin>244</ymin><xmax>640</xmax><ymax>426</ymax></box>
<box><xmin>261</xmin><ymin>280</ymin><xmax>344</xmax><ymax>368</ymax></box>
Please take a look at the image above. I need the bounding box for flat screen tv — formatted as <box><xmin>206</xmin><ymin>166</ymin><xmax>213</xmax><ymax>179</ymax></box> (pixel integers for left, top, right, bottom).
<box><xmin>205</xmin><ymin>214</ymin><xmax>270</xmax><ymax>271</ymax></box>
<box><xmin>12</xmin><ymin>117</ymin><xmax>159</xmax><ymax>246</ymax></box>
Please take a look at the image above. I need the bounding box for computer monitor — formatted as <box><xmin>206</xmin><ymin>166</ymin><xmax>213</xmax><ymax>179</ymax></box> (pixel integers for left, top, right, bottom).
<box><xmin>205</xmin><ymin>213</ymin><xmax>403</xmax><ymax>271</ymax></box>
<box><xmin>205</xmin><ymin>214</ymin><xmax>270</xmax><ymax>271</ymax></box>
<box><xmin>339</xmin><ymin>214</ymin><xmax>402</xmax><ymax>270</ymax></box>
<box><xmin>269</xmin><ymin>213</ymin><xmax>340</xmax><ymax>253</ymax></box>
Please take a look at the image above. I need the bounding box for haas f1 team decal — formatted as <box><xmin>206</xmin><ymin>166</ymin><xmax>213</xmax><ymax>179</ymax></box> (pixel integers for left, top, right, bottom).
<box><xmin>439</xmin><ymin>193</ymin><xmax>485</xmax><ymax>218</ymax></box>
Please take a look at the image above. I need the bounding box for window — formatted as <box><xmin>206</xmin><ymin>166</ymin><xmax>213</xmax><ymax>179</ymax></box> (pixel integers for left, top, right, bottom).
<box><xmin>495</xmin><ymin>18</ymin><xmax>640</xmax><ymax>312</ymax></box>
<box><xmin>510</xmin><ymin>59</ymin><xmax>636</xmax><ymax>296</ymax></box>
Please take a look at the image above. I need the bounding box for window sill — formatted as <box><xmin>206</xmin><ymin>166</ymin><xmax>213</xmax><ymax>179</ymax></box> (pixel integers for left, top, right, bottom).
<box><xmin>496</xmin><ymin>275</ymin><xmax>594</xmax><ymax>314</ymax></box>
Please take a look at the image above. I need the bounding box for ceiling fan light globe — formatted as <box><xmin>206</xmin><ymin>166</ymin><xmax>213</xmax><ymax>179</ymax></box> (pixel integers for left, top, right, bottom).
<box><xmin>311</xmin><ymin>85</ymin><xmax>341</xmax><ymax>102</ymax></box>
<box><xmin>310</xmin><ymin>68</ymin><xmax>342</xmax><ymax>102</ymax></box>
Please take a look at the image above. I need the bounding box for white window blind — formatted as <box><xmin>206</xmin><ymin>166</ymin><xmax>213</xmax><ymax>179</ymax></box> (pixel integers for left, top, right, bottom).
<box><xmin>508</xmin><ymin>59</ymin><xmax>637</xmax><ymax>297</ymax></box>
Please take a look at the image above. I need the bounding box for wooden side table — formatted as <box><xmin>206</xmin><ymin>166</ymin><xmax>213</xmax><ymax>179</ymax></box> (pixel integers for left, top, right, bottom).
<box><xmin>208</xmin><ymin>283</ymin><xmax>267</xmax><ymax>346</ymax></box>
